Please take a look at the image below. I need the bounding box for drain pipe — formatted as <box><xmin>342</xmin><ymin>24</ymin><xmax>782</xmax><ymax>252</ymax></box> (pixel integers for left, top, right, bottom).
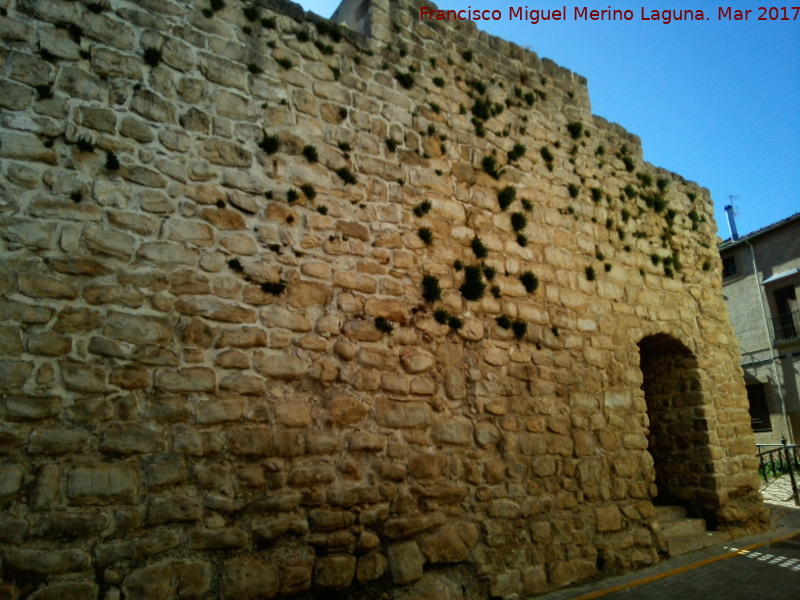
<box><xmin>745</xmin><ymin>239</ymin><xmax>793</xmax><ymax>443</ymax></box>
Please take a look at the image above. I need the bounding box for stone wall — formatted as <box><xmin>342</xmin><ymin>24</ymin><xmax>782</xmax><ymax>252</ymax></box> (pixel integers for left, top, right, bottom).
<box><xmin>0</xmin><ymin>0</ymin><xmax>769</xmax><ymax>598</ymax></box>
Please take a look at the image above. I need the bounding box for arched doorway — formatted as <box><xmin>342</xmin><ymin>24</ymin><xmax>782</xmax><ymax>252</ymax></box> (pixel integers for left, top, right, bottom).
<box><xmin>638</xmin><ymin>334</ymin><xmax>714</xmax><ymax>519</ymax></box>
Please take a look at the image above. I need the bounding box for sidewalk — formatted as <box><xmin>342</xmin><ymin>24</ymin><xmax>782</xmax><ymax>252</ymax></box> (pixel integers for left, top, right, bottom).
<box><xmin>531</xmin><ymin>477</ymin><xmax>800</xmax><ymax>600</ymax></box>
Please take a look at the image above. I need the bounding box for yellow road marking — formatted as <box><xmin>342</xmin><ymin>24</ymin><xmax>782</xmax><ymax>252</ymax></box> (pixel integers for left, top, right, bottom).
<box><xmin>567</xmin><ymin>528</ymin><xmax>800</xmax><ymax>600</ymax></box>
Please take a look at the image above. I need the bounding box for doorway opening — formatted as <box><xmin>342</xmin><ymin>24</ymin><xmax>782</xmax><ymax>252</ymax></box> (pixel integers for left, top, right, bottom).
<box><xmin>638</xmin><ymin>334</ymin><xmax>715</xmax><ymax>519</ymax></box>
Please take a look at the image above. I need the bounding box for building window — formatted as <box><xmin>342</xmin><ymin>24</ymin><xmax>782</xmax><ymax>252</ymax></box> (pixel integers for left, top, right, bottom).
<box><xmin>771</xmin><ymin>285</ymin><xmax>798</xmax><ymax>343</ymax></box>
<box><xmin>746</xmin><ymin>384</ymin><xmax>771</xmax><ymax>432</ymax></box>
<box><xmin>722</xmin><ymin>255</ymin><xmax>737</xmax><ymax>278</ymax></box>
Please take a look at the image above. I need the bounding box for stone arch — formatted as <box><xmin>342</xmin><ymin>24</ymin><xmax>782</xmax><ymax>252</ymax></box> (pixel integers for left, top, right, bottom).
<box><xmin>638</xmin><ymin>333</ymin><xmax>715</xmax><ymax>518</ymax></box>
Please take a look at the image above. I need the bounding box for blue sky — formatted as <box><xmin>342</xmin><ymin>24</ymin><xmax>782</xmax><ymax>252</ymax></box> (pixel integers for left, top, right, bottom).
<box><xmin>296</xmin><ymin>1</ymin><xmax>799</xmax><ymax>239</ymax></box>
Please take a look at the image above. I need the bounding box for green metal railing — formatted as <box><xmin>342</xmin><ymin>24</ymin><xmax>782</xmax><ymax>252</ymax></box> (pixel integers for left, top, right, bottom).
<box><xmin>757</xmin><ymin>438</ymin><xmax>800</xmax><ymax>505</ymax></box>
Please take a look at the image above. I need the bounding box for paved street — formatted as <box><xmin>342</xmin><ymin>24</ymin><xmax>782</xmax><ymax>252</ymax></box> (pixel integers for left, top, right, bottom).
<box><xmin>532</xmin><ymin>476</ymin><xmax>800</xmax><ymax>600</ymax></box>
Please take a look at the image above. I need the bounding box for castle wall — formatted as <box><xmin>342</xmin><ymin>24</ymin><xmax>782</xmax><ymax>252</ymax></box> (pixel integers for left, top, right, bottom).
<box><xmin>0</xmin><ymin>0</ymin><xmax>768</xmax><ymax>598</ymax></box>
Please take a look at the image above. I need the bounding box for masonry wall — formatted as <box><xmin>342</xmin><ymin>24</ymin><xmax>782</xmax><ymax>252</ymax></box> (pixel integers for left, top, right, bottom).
<box><xmin>0</xmin><ymin>0</ymin><xmax>769</xmax><ymax>598</ymax></box>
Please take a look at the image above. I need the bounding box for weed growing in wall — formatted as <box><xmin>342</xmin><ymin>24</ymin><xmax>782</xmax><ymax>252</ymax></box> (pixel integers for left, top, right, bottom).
<box><xmin>507</xmin><ymin>144</ymin><xmax>526</xmax><ymax>162</ymax></box>
<box><xmin>511</xmin><ymin>212</ymin><xmax>527</xmax><ymax>232</ymax></box>
<box><xmin>143</xmin><ymin>47</ymin><xmax>162</xmax><ymax>67</ymax></box>
<box><xmin>568</xmin><ymin>184</ymin><xmax>580</xmax><ymax>199</ymax></box>
<box><xmin>413</xmin><ymin>201</ymin><xmax>432</xmax><ymax>217</ymax></box>
<box><xmin>374</xmin><ymin>317</ymin><xmax>393</xmax><ymax>334</ymax></box>
<box><xmin>540</xmin><ymin>146</ymin><xmax>554</xmax><ymax>170</ymax></box>
<box><xmin>422</xmin><ymin>275</ymin><xmax>442</xmax><ymax>302</ymax></box>
<box><xmin>259</xmin><ymin>135</ymin><xmax>279</xmax><ymax>154</ymax></box>
<box><xmin>434</xmin><ymin>309</ymin><xmax>449</xmax><ymax>324</ymax></box>
<box><xmin>482</xmin><ymin>155</ymin><xmax>502</xmax><ymax>180</ymax></box>
<box><xmin>471</xmin><ymin>237</ymin><xmax>488</xmax><ymax>259</ymax></box>
<box><xmin>395</xmin><ymin>72</ymin><xmax>414</xmax><ymax>89</ymax></box>
<box><xmin>497</xmin><ymin>186</ymin><xmax>516</xmax><ymax>210</ymax></box>
<box><xmin>300</xmin><ymin>184</ymin><xmax>316</xmax><ymax>200</ymax></box>
<box><xmin>417</xmin><ymin>227</ymin><xmax>433</xmax><ymax>246</ymax></box>
<box><xmin>567</xmin><ymin>121</ymin><xmax>583</xmax><ymax>139</ymax></box>
<box><xmin>460</xmin><ymin>266</ymin><xmax>486</xmax><ymax>301</ymax></box>
<box><xmin>520</xmin><ymin>271</ymin><xmax>539</xmax><ymax>293</ymax></box>
<box><xmin>512</xmin><ymin>320</ymin><xmax>527</xmax><ymax>340</ymax></box>
<box><xmin>336</xmin><ymin>167</ymin><xmax>357</xmax><ymax>184</ymax></box>
<box><xmin>261</xmin><ymin>281</ymin><xmax>286</xmax><ymax>295</ymax></box>
<box><xmin>75</xmin><ymin>136</ymin><xmax>94</xmax><ymax>153</ymax></box>
<box><xmin>105</xmin><ymin>151</ymin><xmax>120</xmax><ymax>171</ymax></box>
<box><xmin>448</xmin><ymin>316</ymin><xmax>464</xmax><ymax>330</ymax></box>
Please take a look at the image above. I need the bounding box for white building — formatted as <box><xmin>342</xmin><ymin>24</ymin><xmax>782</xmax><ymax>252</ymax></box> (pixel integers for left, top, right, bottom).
<box><xmin>719</xmin><ymin>211</ymin><xmax>800</xmax><ymax>443</ymax></box>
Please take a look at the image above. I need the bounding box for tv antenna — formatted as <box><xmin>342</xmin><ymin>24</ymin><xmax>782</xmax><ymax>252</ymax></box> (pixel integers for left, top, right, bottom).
<box><xmin>723</xmin><ymin>195</ymin><xmax>740</xmax><ymax>240</ymax></box>
<box><xmin>725</xmin><ymin>195</ymin><xmax>740</xmax><ymax>216</ymax></box>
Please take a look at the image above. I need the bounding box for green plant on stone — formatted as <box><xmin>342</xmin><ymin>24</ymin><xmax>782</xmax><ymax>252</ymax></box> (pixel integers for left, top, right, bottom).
<box><xmin>386</xmin><ymin>138</ymin><xmax>398</xmax><ymax>152</ymax></box>
<box><xmin>260</xmin><ymin>135</ymin><xmax>279</xmax><ymax>154</ymax></box>
<box><xmin>286</xmin><ymin>189</ymin><xmax>299</xmax><ymax>203</ymax></box>
<box><xmin>261</xmin><ymin>280</ymin><xmax>286</xmax><ymax>295</ymax></box>
<box><xmin>622</xmin><ymin>156</ymin><xmax>635</xmax><ymax>172</ymax></box>
<box><xmin>520</xmin><ymin>271</ymin><xmax>539</xmax><ymax>293</ymax></box>
<box><xmin>566</xmin><ymin>121</ymin><xmax>583</xmax><ymax>139</ymax></box>
<box><xmin>316</xmin><ymin>205</ymin><xmax>328</xmax><ymax>215</ymax></box>
<box><xmin>482</xmin><ymin>155</ymin><xmax>502</xmax><ymax>180</ymax></box>
<box><xmin>105</xmin><ymin>151</ymin><xmax>120</xmax><ymax>171</ymax></box>
<box><xmin>590</xmin><ymin>187</ymin><xmax>603</xmax><ymax>203</ymax></box>
<box><xmin>374</xmin><ymin>317</ymin><xmax>393</xmax><ymax>334</ymax></box>
<box><xmin>523</xmin><ymin>91</ymin><xmax>535</xmax><ymax>106</ymax></box>
<box><xmin>511</xmin><ymin>212</ymin><xmax>527</xmax><ymax>232</ymax></box>
<box><xmin>314</xmin><ymin>40</ymin><xmax>334</xmax><ymax>55</ymax></box>
<box><xmin>516</xmin><ymin>234</ymin><xmax>528</xmax><ymax>247</ymax></box>
<box><xmin>472</xmin><ymin>98</ymin><xmax>492</xmax><ymax>121</ymax></box>
<box><xmin>422</xmin><ymin>275</ymin><xmax>442</xmax><ymax>302</ymax></box>
<box><xmin>497</xmin><ymin>186</ymin><xmax>516</xmax><ymax>210</ymax></box>
<box><xmin>521</xmin><ymin>198</ymin><xmax>533</xmax><ymax>212</ymax></box>
<box><xmin>75</xmin><ymin>136</ymin><xmax>94</xmax><ymax>152</ymax></box>
<box><xmin>300</xmin><ymin>184</ymin><xmax>316</xmax><ymax>200</ymax></box>
<box><xmin>482</xmin><ymin>265</ymin><xmax>496</xmax><ymax>281</ymax></box>
<box><xmin>434</xmin><ymin>309</ymin><xmax>449</xmax><ymax>324</ymax></box>
<box><xmin>453</xmin><ymin>260</ymin><xmax>463</xmax><ymax>271</ymax></box>
<box><xmin>496</xmin><ymin>315</ymin><xmax>511</xmax><ymax>329</ymax></box>
<box><xmin>413</xmin><ymin>200</ymin><xmax>432</xmax><ymax>217</ymax></box>
<box><xmin>459</xmin><ymin>265</ymin><xmax>485</xmax><ymax>301</ymax></box>
<box><xmin>567</xmin><ymin>184</ymin><xmax>580</xmax><ymax>199</ymax></box>
<box><xmin>418</xmin><ymin>227</ymin><xmax>433</xmax><ymax>246</ymax></box>
<box><xmin>585</xmin><ymin>266</ymin><xmax>596</xmax><ymax>281</ymax></box>
<box><xmin>243</xmin><ymin>4</ymin><xmax>258</xmax><ymax>20</ymax></box>
<box><xmin>336</xmin><ymin>167</ymin><xmax>357</xmax><ymax>184</ymax></box>
<box><xmin>512</xmin><ymin>320</ymin><xmax>527</xmax><ymax>340</ymax></box>
<box><xmin>395</xmin><ymin>71</ymin><xmax>414</xmax><ymax>89</ymax></box>
<box><xmin>143</xmin><ymin>47</ymin><xmax>162</xmax><ymax>67</ymax></box>
<box><xmin>462</xmin><ymin>49</ymin><xmax>473</xmax><ymax>62</ymax></box>
<box><xmin>448</xmin><ymin>316</ymin><xmax>464</xmax><ymax>330</ymax></box>
<box><xmin>507</xmin><ymin>143</ymin><xmax>526</xmax><ymax>162</ymax></box>
<box><xmin>491</xmin><ymin>285</ymin><xmax>501</xmax><ymax>298</ymax></box>
<box><xmin>471</xmin><ymin>237</ymin><xmax>488</xmax><ymax>259</ymax></box>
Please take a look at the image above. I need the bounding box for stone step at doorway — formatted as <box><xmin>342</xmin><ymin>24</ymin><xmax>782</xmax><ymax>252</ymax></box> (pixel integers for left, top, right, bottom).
<box><xmin>655</xmin><ymin>505</ymin><xmax>731</xmax><ymax>557</ymax></box>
